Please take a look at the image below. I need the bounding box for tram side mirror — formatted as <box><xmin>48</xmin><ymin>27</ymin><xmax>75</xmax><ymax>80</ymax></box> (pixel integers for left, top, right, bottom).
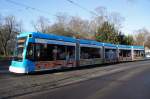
<box><xmin>29</xmin><ymin>34</ymin><xmax>32</xmax><ymax>38</ymax></box>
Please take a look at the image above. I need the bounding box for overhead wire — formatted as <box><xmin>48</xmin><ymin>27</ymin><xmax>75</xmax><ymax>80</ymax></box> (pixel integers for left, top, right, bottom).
<box><xmin>5</xmin><ymin>0</ymin><xmax>101</xmax><ymax>23</ymax></box>
<box><xmin>6</xmin><ymin>0</ymin><xmax>99</xmax><ymax>17</ymax></box>
<box><xmin>5</xmin><ymin>0</ymin><xmax>54</xmax><ymax>17</ymax></box>
<box><xmin>5</xmin><ymin>0</ymin><xmax>53</xmax><ymax>23</ymax></box>
<box><xmin>66</xmin><ymin>0</ymin><xmax>99</xmax><ymax>17</ymax></box>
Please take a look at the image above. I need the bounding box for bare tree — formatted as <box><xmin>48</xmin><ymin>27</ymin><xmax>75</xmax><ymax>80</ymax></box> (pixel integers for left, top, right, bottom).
<box><xmin>108</xmin><ymin>12</ymin><xmax>125</xmax><ymax>29</ymax></box>
<box><xmin>48</xmin><ymin>13</ymin><xmax>77</xmax><ymax>37</ymax></box>
<box><xmin>33</xmin><ymin>16</ymin><xmax>50</xmax><ymax>33</ymax></box>
<box><xmin>95</xmin><ymin>6</ymin><xmax>107</xmax><ymax>21</ymax></box>
<box><xmin>32</xmin><ymin>9</ymin><xmax>124</xmax><ymax>41</ymax></box>
<box><xmin>0</xmin><ymin>15</ymin><xmax>3</xmax><ymax>54</ymax></box>
<box><xmin>68</xmin><ymin>16</ymin><xmax>90</xmax><ymax>38</ymax></box>
<box><xmin>145</xmin><ymin>35</ymin><xmax>150</xmax><ymax>48</ymax></box>
<box><xmin>90</xmin><ymin>6</ymin><xmax>107</xmax><ymax>31</ymax></box>
<box><xmin>0</xmin><ymin>15</ymin><xmax>22</xmax><ymax>56</ymax></box>
<box><xmin>134</xmin><ymin>28</ymin><xmax>149</xmax><ymax>46</ymax></box>
<box><xmin>92</xmin><ymin>6</ymin><xmax>124</xmax><ymax>31</ymax></box>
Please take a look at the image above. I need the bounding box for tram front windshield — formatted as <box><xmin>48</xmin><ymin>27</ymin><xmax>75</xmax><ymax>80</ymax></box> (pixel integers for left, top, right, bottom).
<box><xmin>14</xmin><ymin>37</ymin><xmax>26</xmax><ymax>61</ymax></box>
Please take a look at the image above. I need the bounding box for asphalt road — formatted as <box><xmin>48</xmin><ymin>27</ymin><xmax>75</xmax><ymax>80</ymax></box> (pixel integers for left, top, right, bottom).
<box><xmin>9</xmin><ymin>60</ymin><xmax>150</xmax><ymax>99</ymax></box>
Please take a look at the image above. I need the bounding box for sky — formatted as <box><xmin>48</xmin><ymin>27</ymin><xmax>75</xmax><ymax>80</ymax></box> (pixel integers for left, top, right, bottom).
<box><xmin>0</xmin><ymin>0</ymin><xmax>150</xmax><ymax>35</ymax></box>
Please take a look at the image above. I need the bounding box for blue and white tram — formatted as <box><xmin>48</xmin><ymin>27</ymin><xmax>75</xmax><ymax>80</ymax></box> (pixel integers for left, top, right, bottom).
<box><xmin>9</xmin><ymin>32</ymin><xmax>145</xmax><ymax>74</ymax></box>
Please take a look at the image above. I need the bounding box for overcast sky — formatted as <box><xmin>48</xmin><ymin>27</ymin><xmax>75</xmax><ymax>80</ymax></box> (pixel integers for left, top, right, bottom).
<box><xmin>0</xmin><ymin>0</ymin><xmax>150</xmax><ymax>34</ymax></box>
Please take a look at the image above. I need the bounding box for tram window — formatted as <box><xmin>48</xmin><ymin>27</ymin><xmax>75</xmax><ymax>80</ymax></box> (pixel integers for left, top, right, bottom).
<box><xmin>134</xmin><ymin>50</ymin><xmax>144</xmax><ymax>57</ymax></box>
<box><xmin>14</xmin><ymin>37</ymin><xmax>27</xmax><ymax>61</ymax></box>
<box><xmin>66</xmin><ymin>46</ymin><xmax>75</xmax><ymax>60</ymax></box>
<box><xmin>35</xmin><ymin>44</ymin><xmax>54</xmax><ymax>61</ymax></box>
<box><xmin>57</xmin><ymin>45</ymin><xmax>75</xmax><ymax>60</ymax></box>
<box><xmin>26</xmin><ymin>43</ymin><xmax>34</xmax><ymax>61</ymax></box>
<box><xmin>127</xmin><ymin>50</ymin><xmax>131</xmax><ymax>57</ymax></box>
<box><xmin>141</xmin><ymin>51</ymin><xmax>145</xmax><ymax>56</ymax></box>
<box><xmin>33</xmin><ymin>43</ymin><xmax>75</xmax><ymax>61</ymax></box>
<box><xmin>90</xmin><ymin>48</ymin><xmax>101</xmax><ymax>58</ymax></box>
<box><xmin>56</xmin><ymin>45</ymin><xmax>66</xmax><ymax>60</ymax></box>
<box><xmin>35</xmin><ymin>44</ymin><xmax>40</xmax><ymax>60</ymax></box>
<box><xmin>26</xmin><ymin>43</ymin><xmax>75</xmax><ymax>61</ymax></box>
<box><xmin>105</xmin><ymin>49</ymin><xmax>117</xmax><ymax>59</ymax></box>
<box><xmin>14</xmin><ymin>47</ymin><xmax>24</xmax><ymax>61</ymax></box>
<box><xmin>119</xmin><ymin>50</ymin><xmax>131</xmax><ymax>57</ymax></box>
<box><xmin>80</xmin><ymin>47</ymin><xmax>101</xmax><ymax>59</ymax></box>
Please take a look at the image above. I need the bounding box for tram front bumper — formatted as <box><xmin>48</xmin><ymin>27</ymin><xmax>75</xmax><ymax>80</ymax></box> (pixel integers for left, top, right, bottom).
<box><xmin>9</xmin><ymin>60</ymin><xmax>27</xmax><ymax>74</ymax></box>
<box><xmin>9</xmin><ymin>65</ymin><xmax>26</xmax><ymax>73</ymax></box>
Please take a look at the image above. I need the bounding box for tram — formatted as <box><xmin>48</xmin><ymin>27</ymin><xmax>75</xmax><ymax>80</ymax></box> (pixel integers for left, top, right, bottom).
<box><xmin>9</xmin><ymin>32</ymin><xmax>145</xmax><ymax>73</ymax></box>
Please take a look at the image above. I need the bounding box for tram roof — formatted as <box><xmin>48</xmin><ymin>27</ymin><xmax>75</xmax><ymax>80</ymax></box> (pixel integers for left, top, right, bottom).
<box><xmin>103</xmin><ymin>43</ymin><xmax>117</xmax><ymax>48</ymax></box>
<box><xmin>118</xmin><ymin>45</ymin><xmax>132</xmax><ymax>49</ymax></box>
<box><xmin>132</xmin><ymin>45</ymin><xmax>144</xmax><ymax>50</ymax></box>
<box><xmin>78</xmin><ymin>39</ymin><xmax>103</xmax><ymax>46</ymax></box>
<box><xmin>17</xmin><ymin>32</ymin><xmax>77</xmax><ymax>43</ymax></box>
